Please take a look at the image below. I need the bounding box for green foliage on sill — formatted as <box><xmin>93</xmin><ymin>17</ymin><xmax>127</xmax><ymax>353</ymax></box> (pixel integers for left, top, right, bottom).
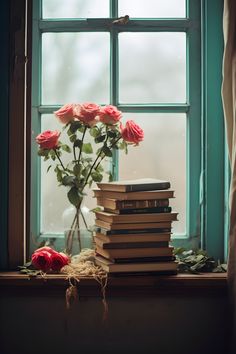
<box><xmin>174</xmin><ymin>248</ymin><xmax>227</xmax><ymax>274</ymax></box>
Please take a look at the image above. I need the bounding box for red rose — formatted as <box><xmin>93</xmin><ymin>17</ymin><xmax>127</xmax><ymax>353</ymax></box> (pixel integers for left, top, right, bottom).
<box><xmin>31</xmin><ymin>250</ymin><xmax>52</xmax><ymax>272</ymax></box>
<box><xmin>51</xmin><ymin>252</ymin><xmax>69</xmax><ymax>271</ymax></box>
<box><xmin>99</xmin><ymin>105</ymin><xmax>122</xmax><ymax>125</ymax></box>
<box><xmin>34</xmin><ymin>246</ymin><xmax>57</xmax><ymax>255</ymax></box>
<box><xmin>36</xmin><ymin>130</ymin><xmax>60</xmax><ymax>150</ymax></box>
<box><xmin>74</xmin><ymin>102</ymin><xmax>100</xmax><ymax>126</ymax></box>
<box><xmin>121</xmin><ymin>120</ymin><xmax>144</xmax><ymax>145</ymax></box>
<box><xmin>54</xmin><ymin>103</ymin><xmax>75</xmax><ymax>124</ymax></box>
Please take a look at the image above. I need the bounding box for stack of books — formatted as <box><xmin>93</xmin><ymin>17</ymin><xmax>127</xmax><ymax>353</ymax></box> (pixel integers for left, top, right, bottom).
<box><xmin>93</xmin><ymin>178</ymin><xmax>178</xmax><ymax>275</ymax></box>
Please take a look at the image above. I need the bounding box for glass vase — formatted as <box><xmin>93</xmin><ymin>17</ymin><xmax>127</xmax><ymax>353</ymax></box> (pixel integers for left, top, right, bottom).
<box><xmin>62</xmin><ymin>203</ymin><xmax>93</xmax><ymax>255</ymax></box>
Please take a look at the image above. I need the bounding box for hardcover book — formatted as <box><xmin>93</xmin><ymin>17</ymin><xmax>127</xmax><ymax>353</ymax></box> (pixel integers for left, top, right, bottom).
<box><xmin>96</xmin><ymin>226</ymin><xmax>172</xmax><ymax>235</ymax></box>
<box><xmin>94</xmin><ymin>236</ymin><xmax>169</xmax><ymax>249</ymax></box>
<box><xmin>95</xmin><ymin>256</ymin><xmax>178</xmax><ymax>274</ymax></box>
<box><xmin>103</xmin><ymin>206</ymin><xmax>172</xmax><ymax>215</ymax></box>
<box><xmin>95</xmin><ymin>210</ymin><xmax>178</xmax><ymax>224</ymax></box>
<box><xmin>96</xmin><ymin>197</ymin><xmax>170</xmax><ymax>210</ymax></box>
<box><xmin>97</xmin><ymin>178</ymin><xmax>170</xmax><ymax>192</ymax></box>
<box><xmin>96</xmin><ymin>245</ymin><xmax>174</xmax><ymax>259</ymax></box>
<box><xmin>95</xmin><ymin>219</ymin><xmax>172</xmax><ymax>230</ymax></box>
<box><xmin>94</xmin><ymin>232</ymin><xmax>171</xmax><ymax>243</ymax></box>
<box><xmin>93</xmin><ymin>189</ymin><xmax>175</xmax><ymax>201</ymax></box>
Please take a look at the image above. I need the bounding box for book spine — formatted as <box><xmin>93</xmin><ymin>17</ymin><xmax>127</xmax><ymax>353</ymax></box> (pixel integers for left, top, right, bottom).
<box><xmin>117</xmin><ymin>199</ymin><xmax>170</xmax><ymax>209</ymax></box>
<box><xmin>110</xmin><ymin>206</ymin><xmax>172</xmax><ymax>215</ymax></box>
<box><xmin>127</xmin><ymin>182</ymin><xmax>170</xmax><ymax>192</ymax></box>
<box><xmin>96</xmin><ymin>241</ymin><xmax>169</xmax><ymax>249</ymax></box>
<box><xmin>97</xmin><ymin>227</ymin><xmax>172</xmax><ymax>235</ymax></box>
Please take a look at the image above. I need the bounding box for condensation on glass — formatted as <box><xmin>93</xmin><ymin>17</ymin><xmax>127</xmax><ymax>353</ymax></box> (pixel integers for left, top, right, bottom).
<box><xmin>119</xmin><ymin>0</ymin><xmax>186</xmax><ymax>18</ymax></box>
<box><xmin>119</xmin><ymin>113</ymin><xmax>186</xmax><ymax>235</ymax></box>
<box><xmin>42</xmin><ymin>0</ymin><xmax>109</xmax><ymax>18</ymax></box>
<box><xmin>42</xmin><ymin>33</ymin><xmax>110</xmax><ymax>105</ymax></box>
<box><xmin>119</xmin><ymin>32</ymin><xmax>186</xmax><ymax>104</ymax></box>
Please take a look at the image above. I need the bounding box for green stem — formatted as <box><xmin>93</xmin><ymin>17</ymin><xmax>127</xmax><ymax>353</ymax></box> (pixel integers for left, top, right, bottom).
<box><xmin>77</xmin><ymin>126</ymin><xmax>87</xmax><ymax>164</ymax></box>
<box><xmin>94</xmin><ymin>136</ymin><xmax>122</xmax><ymax>172</ymax></box>
<box><xmin>54</xmin><ymin>149</ymin><xmax>67</xmax><ymax>171</ymax></box>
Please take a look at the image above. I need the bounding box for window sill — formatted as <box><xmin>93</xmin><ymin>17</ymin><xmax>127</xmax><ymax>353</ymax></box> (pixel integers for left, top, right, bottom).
<box><xmin>0</xmin><ymin>272</ymin><xmax>227</xmax><ymax>297</ymax></box>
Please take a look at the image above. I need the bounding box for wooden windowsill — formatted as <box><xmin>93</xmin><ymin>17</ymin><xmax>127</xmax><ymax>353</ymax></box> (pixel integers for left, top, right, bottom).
<box><xmin>0</xmin><ymin>272</ymin><xmax>228</xmax><ymax>297</ymax></box>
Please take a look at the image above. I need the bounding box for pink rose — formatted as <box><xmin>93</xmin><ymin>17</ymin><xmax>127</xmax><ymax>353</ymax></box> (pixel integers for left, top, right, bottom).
<box><xmin>54</xmin><ymin>103</ymin><xmax>75</xmax><ymax>124</ymax></box>
<box><xmin>74</xmin><ymin>103</ymin><xmax>100</xmax><ymax>126</ymax></box>
<box><xmin>99</xmin><ymin>105</ymin><xmax>122</xmax><ymax>125</ymax></box>
<box><xmin>31</xmin><ymin>250</ymin><xmax>52</xmax><ymax>272</ymax></box>
<box><xmin>51</xmin><ymin>252</ymin><xmax>69</xmax><ymax>271</ymax></box>
<box><xmin>34</xmin><ymin>246</ymin><xmax>57</xmax><ymax>255</ymax></box>
<box><xmin>121</xmin><ymin>120</ymin><xmax>144</xmax><ymax>145</ymax></box>
<box><xmin>36</xmin><ymin>130</ymin><xmax>60</xmax><ymax>150</ymax></box>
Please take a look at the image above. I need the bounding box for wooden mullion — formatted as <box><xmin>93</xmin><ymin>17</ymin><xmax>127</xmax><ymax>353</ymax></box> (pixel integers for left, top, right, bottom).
<box><xmin>8</xmin><ymin>0</ymin><xmax>27</xmax><ymax>268</ymax></box>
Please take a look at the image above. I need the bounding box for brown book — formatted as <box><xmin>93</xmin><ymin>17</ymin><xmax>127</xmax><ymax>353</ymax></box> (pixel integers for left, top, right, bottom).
<box><xmin>96</xmin><ymin>197</ymin><xmax>170</xmax><ymax>210</ymax></box>
<box><xmin>95</xmin><ymin>219</ymin><xmax>172</xmax><ymax>230</ymax></box>
<box><xmin>96</xmin><ymin>245</ymin><xmax>174</xmax><ymax>260</ymax></box>
<box><xmin>103</xmin><ymin>206</ymin><xmax>172</xmax><ymax>215</ymax></box>
<box><xmin>93</xmin><ymin>189</ymin><xmax>175</xmax><ymax>201</ymax></box>
<box><xmin>95</xmin><ymin>256</ymin><xmax>178</xmax><ymax>274</ymax></box>
<box><xmin>97</xmin><ymin>178</ymin><xmax>170</xmax><ymax>192</ymax></box>
<box><xmin>94</xmin><ymin>236</ymin><xmax>169</xmax><ymax>249</ymax></box>
<box><xmin>95</xmin><ymin>210</ymin><xmax>178</xmax><ymax>224</ymax></box>
<box><xmin>94</xmin><ymin>232</ymin><xmax>171</xmax><ymax>243</ymax></box>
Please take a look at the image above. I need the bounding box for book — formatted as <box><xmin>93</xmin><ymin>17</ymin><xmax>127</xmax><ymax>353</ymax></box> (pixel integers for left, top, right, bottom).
<box><xmin>94</xmin><ymin>232</ymin><xmax>171</xmax><ymax>243</ymax></box>
<box><xmin>95</xmin><ymin>256</ymin><xmax>178</xmax><ymax>274</ymax></box>
<box><xmin>96</xmin><ymin>245</ymin><xmax>174</xmax><ymax>260</ymax></box>
<box><xmin>95</xmin><ymin>210</ymin><xmax>178</xmax><ymax>224</ymax></box>
<box><xmin>93</xmin><ymin>189</ymin><xmax>175</xmax><ymax>201</ymax></box>
<box><xmin>95</xmin><ymin>219</ymin><xmax>172</xmax><ymax>230</ymax></box>
<box><xmin>103</xmin><ymin>206</ymin><xmax>172</xmax><ymax>215</ymax></box>
<box><xmin>96</xmin><ymin>226</ymin><xmax>172</xmax><ymax>235</ymax></box>
<box><xmin>94</xmin><ymin>236</ymin><xmax>169</xmax><ymax>249</ymax></box>
<box><xmin>96</xmin><ymin>197</ymin><xmax>170</xmax><ymax>210</ymax></box>
<box><xmin>113</xmin><ymin>256</ymin><xmax>175</xmax><ymax>263</ymax></box>
<box><xmin>97</xmin><ymin>178</ymin><xmax>170</xmax><ymax>192</ymax></box>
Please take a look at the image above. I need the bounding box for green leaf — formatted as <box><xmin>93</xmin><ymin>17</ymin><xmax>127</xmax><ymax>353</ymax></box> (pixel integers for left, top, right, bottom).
<box><xmin>74</xmin><ymin>139</ymin><xmax>82</xmax><ymax>148</ymax></box>
<box><xmin>62</xmin><ymin>176</ymin><xmax>75</xmax><ymax>186</ymax></box>
<box><xmin>91</xmin><ymin>171</ymin><xmax>103</xmax><ymax>182</ymax></box>
<box><xmin>90</xmin><ymin>126</ymin><xmax>100</xmax><ymax>138</ymax></box>
<box><xmin>61</xmin><ymin>144</ymin><xmax>71</xmax><ymax>153</ymax></box>
<box><xmin>107</xmin><ymin>130</ymin><xmax>118</xmax><ymax>138</ymax></box>
<box><xmin>67</xmin><ymin>187</ymin><xmax>82</xmax><ymax>207</ymax></box>
<box><xmin>82</xmin><ymin>143</ymin><xmax>93</xmax><ymax>154</ymax></box>
<box><xmin>70</xmin><ymin>121</ymin><xmax>82</xmax><ymax>134</ymax></box>
<box><xmin>102</xmin><ymin>145</ymin><xmax>112</xmax><ymax>157</ymax></box>
<box><xmin>95</xmin><ymin>134</ymin><xmax>106</xmax><ymax>143</ymax></box>
<box><xmin>69</xmin><ymin>134</ymin><xmax>77</xmax><ymax>143</ymax></box>
<box><xmin>38</xmin><ymin>149</ymin><xmax>49</xmax><ymax>157</ymax></box>
<box><xmin>73</xmin><ymin>164</ymin><xmax>82</xmax><ymax>176</ymax></box>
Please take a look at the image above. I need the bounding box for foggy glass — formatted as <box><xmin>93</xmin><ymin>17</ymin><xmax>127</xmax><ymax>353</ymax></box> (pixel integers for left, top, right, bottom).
<box><xmin>40</xmin><ymin>114</ymin><xmax>110</xmax><ymax>234</ymax></box>
<box><xmin>42</xmin><ymin>0</ymin><xmax>109</xmax><ymax>18</ymax></box>
<box><xmin>119</xmin><ymin>32</ymin><xmax>186</xmax><ymax>104</ymax></box>
<box><xmin>119</xmin><ymin>0</ymin><xmax>186</xmax><ymax>18</ymax></box>
<box><xmin>119</xmin><ymin>113</ymin><xmax>186</xmax><ymax>235</ymax></box>
<box><xmin>42</xmin><ymin>33</ymin><xmax>110</xmax><ymax>105</ymax></box>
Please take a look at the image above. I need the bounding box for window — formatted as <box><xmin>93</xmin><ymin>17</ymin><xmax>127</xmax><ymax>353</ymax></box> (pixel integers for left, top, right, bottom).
<box><xmin>3</xmin><ymin>0</ymin><xmax>225</xmax><ymax>269</ymax></box>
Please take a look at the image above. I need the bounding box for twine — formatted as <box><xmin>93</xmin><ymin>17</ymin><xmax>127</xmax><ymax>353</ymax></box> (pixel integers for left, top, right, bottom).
<box><xmin>61</xmin><ymin>249</ymin><xmax>108</xmax><ymax>320</ymax></box>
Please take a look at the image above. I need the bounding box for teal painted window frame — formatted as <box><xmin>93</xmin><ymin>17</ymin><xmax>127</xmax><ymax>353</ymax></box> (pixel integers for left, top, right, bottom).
<box><xmin>31</xmin><ymin>0</ymin><xmax>226</xmax><ymax>261</ymax></box>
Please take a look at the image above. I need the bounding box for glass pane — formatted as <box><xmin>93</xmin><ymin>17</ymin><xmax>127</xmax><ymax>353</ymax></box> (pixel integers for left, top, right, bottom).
<box><xmin>119</xmin><ymin>113</ymin><xmax>186</xmax><ymax>235</ymax></box>
<box><xmin>119</xmin><ymin>0</ymin><xmax>186</xmax><ymax>18</ymax></box>
<box><xmin>40</xmin><ymin>114</ymin><xmax>110</xmax><ymax>234</ymax></box>
<box><xmin>42</xmin><ymin>0</ymin><xmax>109</xmax><ymax>19</ymax></box>
<box><xmin>42</xmin><ymin>33</ymin><xmax>109</xmax><ymax>105</ymax></box>
<box><xmin>119</xmin><ymin>32</ymin><xmax>186</xmax><ymax>104</ymax></box>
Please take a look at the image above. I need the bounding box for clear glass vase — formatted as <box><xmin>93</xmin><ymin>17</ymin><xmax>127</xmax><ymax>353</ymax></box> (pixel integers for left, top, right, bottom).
<box><xmin>62</xmin><ymin>203</ymin><xmax>93</xmax><ymax>255</ymax></box>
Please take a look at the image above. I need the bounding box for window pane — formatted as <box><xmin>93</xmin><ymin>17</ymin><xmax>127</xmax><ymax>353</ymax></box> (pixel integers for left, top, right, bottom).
<box><xmin>40</xmin><ymin>114</ymin><xmax>110</xmax><ymax>234</ymax></box>
<box><xmin>42</xmin><ymin>33</ymin><xmax>109</xmax><ymax>105</ymax></box>
<box><xmin>42</xmin><ymin>0</ymin><xmax>109</xmax><ymax>19</ymax></box>
<box><xmin>119</xmin><ymin>0</ymin><xmax>186</xmax><ymax>18</ymax></box>
<box><xmin>119</xmin><ymin>113</ymin><xmax>186</xmax><ymax>235</ymax></box>
<box><xmin>119</xmin><ymin>33</ymin><xmax>186</xmax><ymax>104</ymax></box>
